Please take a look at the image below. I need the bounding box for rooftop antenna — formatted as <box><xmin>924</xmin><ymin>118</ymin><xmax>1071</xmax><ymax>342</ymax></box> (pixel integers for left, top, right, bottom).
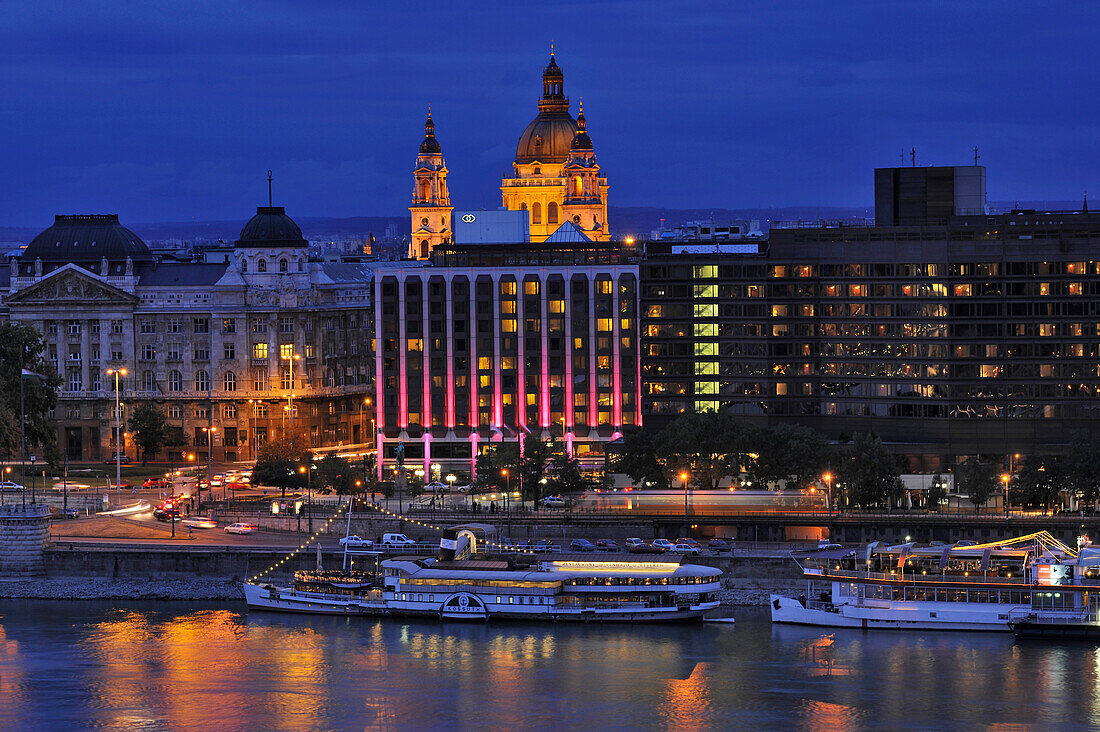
<box><xmin>267</xmin><ymin>170</ymin><xmax>273</xmax><ymax>207</ymax></box>
<box><xmin>899</xmin><ymin>149</ymin><xmax>905</xmax><ymax>166</ymax></box>
<box><xmin>910</xmin><ymin>147</ymin><xmax>916</xmax><ymax>167</ymax></box>
<box><xmin>973</xmin><ymin>146</ymin><xmax>980</xmax><ymax>166</ymax></box>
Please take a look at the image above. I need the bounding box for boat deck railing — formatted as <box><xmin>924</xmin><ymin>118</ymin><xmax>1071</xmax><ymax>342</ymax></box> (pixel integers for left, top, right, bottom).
<box><xmin>811</xmin><ymin>567</ymin><xmax>1029</xmax><ymax>584</ymax></box>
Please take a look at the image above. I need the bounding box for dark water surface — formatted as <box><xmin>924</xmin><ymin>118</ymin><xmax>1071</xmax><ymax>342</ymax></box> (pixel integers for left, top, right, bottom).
<box><xmin>0</xmin><ymin>601</ymin><xmax>1095</xmax><ymax>731</ymax></box>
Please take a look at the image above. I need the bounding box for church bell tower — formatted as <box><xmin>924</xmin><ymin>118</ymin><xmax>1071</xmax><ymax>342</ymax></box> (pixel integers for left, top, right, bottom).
<box><xmin>409</xmin><ymin>109</ymin><xmax>453</xmax><ymax>259</ymax></box>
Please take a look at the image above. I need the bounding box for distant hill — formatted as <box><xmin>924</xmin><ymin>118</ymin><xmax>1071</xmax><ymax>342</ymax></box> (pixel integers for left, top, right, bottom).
<box><xmin>0</xmin><ymin>201</ymin><xmax>1088</xmax><ymax>246</ymax></box>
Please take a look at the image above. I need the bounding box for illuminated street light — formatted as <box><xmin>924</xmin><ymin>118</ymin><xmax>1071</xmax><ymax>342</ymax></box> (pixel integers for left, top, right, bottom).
<box><xmin>106</xmin><ymin>368</ymin><xmax>128</xmax><ymax>494</ymax></box>
<box><xmin>1002</xmin><ymin>473</ymin><xmax>1011</xmax><ymax>516</ymax></box>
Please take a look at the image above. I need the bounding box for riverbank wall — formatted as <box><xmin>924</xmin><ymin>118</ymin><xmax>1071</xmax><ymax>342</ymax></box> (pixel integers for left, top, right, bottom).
<box><xmin>0</xmin><ymin>545</ymin><xmax>803</xmax><ymax>605</ymax></box>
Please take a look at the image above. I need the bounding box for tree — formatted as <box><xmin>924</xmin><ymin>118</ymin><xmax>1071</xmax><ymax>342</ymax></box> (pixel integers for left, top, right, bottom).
<box><xmin>473</xmin><ymin>443</ymin><xmax>519</xmax><ymax>492</ymax></box>
<box><xmin>315</xmin><ymin>454</ymin><xmax>354</xmax><ymax>495</ymax></box>
<box><xmin>0</xmin><ymin>323</ymin><xmax>61</xmax><ymax>461</ymax></box>
<box><xmin>956</xmin><ymin>460</ymin><xmax>998</xmax><ymax>514</ymax></box>
<box><xmin>127</xmin><ymin>402</ymin><xmax>169</xmax><ymax>464</ymax></box>
<box><xmin>750</xmin><ymin>423</ymin><xmax>829</xmax><ymax>491</ymax></box>
<box><xmin>926</xmin><ymin>473</ymin><xmax>947</xmax><ymax>512</ymax></box>
<box><xmin>612</xmin><ymin>429</ymin><xmax>666</xmax><ymax>488</ymax></box>
<box><xmin>836</xmin><ymin>433</ymin><xmax>903</xmax><ymax>509</ymax></box>
<box><xmin>252</xmin><ymin>431</ymin><xmax>312</xmax><ymax>497</ymax></box>
<box><xmin>1062</xmin><ymin>437</ymin><xmax>1100</xmax><ymax>509</ymax></box>
<box><xmin>655</xmin><ymin>412</ymin><xmax>751</xmax><ymax>489</ymax></box>
<box><xmin>1012</xmin><ymin>455</ymin><xmax>1063</xmax><ymax>514</ymax></box>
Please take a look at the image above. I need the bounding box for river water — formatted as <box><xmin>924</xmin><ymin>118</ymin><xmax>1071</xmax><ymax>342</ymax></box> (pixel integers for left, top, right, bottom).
<box><xmin>0</xmin><ymin>601</ymin><xmax>1096</xmax><ymax>731</ymax></box>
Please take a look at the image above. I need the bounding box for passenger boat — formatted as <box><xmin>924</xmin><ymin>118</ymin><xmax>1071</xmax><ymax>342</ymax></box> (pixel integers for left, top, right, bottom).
<box><xmin>771</xmin><ymin>531</ymin><xmax>1086</xmax><ymax>632</ymax></box>
<box><xmin>245</xmin><ymin>527</ymin><xmax>722</xmax><ymax>622</ymax></box>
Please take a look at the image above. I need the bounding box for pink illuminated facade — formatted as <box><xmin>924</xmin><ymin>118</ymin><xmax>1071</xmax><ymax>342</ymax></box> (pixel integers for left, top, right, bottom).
<box><xmin>372</xmin><ymin>260</ymin><xmax>640</xmax><ymax>478</ymax></box>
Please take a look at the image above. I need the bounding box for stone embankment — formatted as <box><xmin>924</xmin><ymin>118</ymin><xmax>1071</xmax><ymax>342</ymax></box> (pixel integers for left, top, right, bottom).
<box><xmin>0</xmin><ymin>577</ymin><xmax>245</xmax><ymax>601</ymax></box>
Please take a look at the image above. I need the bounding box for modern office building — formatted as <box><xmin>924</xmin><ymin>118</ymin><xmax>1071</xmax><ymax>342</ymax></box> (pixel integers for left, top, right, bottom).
<box><xmin>371</xmin><ymin>241</ymin><xmax>639</xmax><ymax>476</ymax></box>
<box><xmin>640</xmin><ymin>166</ymin><xmax>1100</xmax><ymax>469</ymax></box>
<box><xmin>1</xmin><ymin>207</ymin><xmax>379</xmax><ymax>463</ymax></box>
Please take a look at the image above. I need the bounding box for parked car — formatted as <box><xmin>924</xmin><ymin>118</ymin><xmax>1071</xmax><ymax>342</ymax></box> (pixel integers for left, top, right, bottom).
<box><xmin>651</xmin><ymin>538</ymin><xmax>674</xmax><ymax>551</ymax></box>
<box><xmin>381</xmin><ymin>533</ymin><xmax>416</xmax><ymax>548</ymax></box>
<box><xmin>570</xmin><ymin>538</ymin><xmax>596</xmax><ymax>552</ymax></box>
<box><xmin>531</xmin><ymin>539</ymin><xmax>559</xmax><ymax>553</ymax></box>
<box><xmin>542</xmin><ymin>495</ymin><xmax>568</xmax><ymax>508</ymax></box>
<box><xmin>103</xmin><ymin>454</ymin><xmax>131</xmax><ymax>464</ymax></box>
<box><xmin>0</xmin><ymin>481</ymin><xmax>25</xmax><ymax>492</ymax></box>
<box><xmin>708</xmin><ymin>538</ymin><xmax>733</xmax><ymax>552</ymax></box>
<box><xmin>595</xmin><ymin>539</ymin><xmax>620</xmax><ymax>552</ymax></box>
<box><xmin>817</xmin><ymin>539</ymin><xmax>842</xmax><ymax>550</ymax></box>
<box><xmin>143</xmin><ymin>478</ymin><xmax>169</xmax><ymax>489</ymax></box>
<box><xmin>182</xmin><ymin>517</ymin><xmax>217</xmax><ymax>529</ymax></box>
<box><xmin>624</xmin><ymin>537</ymin><xmax>646</xmax><ymax>550</ymax></box>
<box><xmin>424</xmin><ymin>481</ymin><xmax>449</xmax><ymax>492</ymax></box>
<box><xmin>675</xmin><ymin>538</ymin><xmax>702</xmax><ymax>549</ymax></box>
<box><xmin>61</xmin><ymin>507</ymin><xmax>80</xmax><ymax>519</ymax></box>
<box><xmin>153</xmin><ymin>507</ymin><xmax>178</xmax><ymax>522</ymax></box>
<box><xmin>629</xmin><ymin>543</ymin><xmax>667</xmax><ymax>554</ymax></box>
<box><xmin>225</xmin><ymin>523</ymin><xmax>257</xmax><ymax>535</ymax></box>
<box><xmin>671</xmin><ymin>542</ymin><xmax>701</xmax><ymax>555</ymax></box>
<box><xmin>340</xmin><ymin>535</ymin><xmax>375</xmax><ymax>548</ymax></box>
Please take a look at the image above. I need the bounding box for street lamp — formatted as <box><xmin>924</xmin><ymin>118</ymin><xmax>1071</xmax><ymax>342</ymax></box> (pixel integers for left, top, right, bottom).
<box><xmin>106</xmin><ymin>368</ymin><xmax>128</xmax><ymax>496</ymax></box>
<box><xmin>501</xmin><ymin>468</ymin><xmax>510</xmax><ymax>511</ymax></box>
<box><xmin>298</xmin><ymin>464</ymin><xmax>313</xmax><ymax>532</ymax></box>
<box><xmin>281</xmin><ymin>350</ymin><xmax>301</xmax><ymax>429</ymax></box>
<box><xmin>823</xmin><ymin>472</ymin><xmax>833</xmax><ymax>516</ymax></box>
<box><xmin>201</xmin><ymin>426</ymin><xmax>217</xmax><ymax>505</ymax></box>
<box><xmin>1001</xmin><ymin>473</ymin><xmax>1011</xmax><ymax>516</ymax></box>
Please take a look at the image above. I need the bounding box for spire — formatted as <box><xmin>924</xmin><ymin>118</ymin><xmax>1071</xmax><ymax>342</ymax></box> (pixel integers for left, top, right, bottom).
<box><xmin>540</xmin><ymin>46</ymin><xmax>567</xmax><ymax>112</ymax></box>
<box><xmin>267</xmin><ymin>170</ymin><xmax>273</xmax><ymax>206</ymax></box>
<box><xmin>1085</xmin><ymin>191</ymin><xmax>1089</xmax><ymax>214</ymax></box>
<box><xmin>570</xmin><ymin>99</ymin><xmax>593</xmax><ymax>151</ymax></box>
<box><xmin>419</xmin><ymin>107</ymin><xmax>441</xmax><ymax>155</ymax></box>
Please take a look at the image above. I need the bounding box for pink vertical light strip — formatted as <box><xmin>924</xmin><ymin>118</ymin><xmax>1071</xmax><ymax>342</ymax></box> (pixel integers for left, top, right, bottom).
<box><xmin>374</xmin><ymin>274</ymin><xmax>385</xmax><ymax>478</ymax></box>
<box><xmin>422</xmin><ymin>277</ymin><xmax>431</xmax><ymax>431</ymax></box>
<box><xmin>564</xmin><ymin>273</ymin><xmax>573</xmax><ymax>457</ymax></box>
<box><xmin>469</xmin><ymin>275</ymin><xmax>478</xmax><ymax>433</ymax></box>
<box><xmin>611</xmin><ymin>269</ymin><xmax>623</xmax><ymax>429</ymax></box>
<box><xmin>516</xmin><ymin>274</ymin><xmax>526</xmax><ymax>436</ymax></box>
<box><xmin>540</xmin><ymin>272</ymin><xmax>550</xmax><ymax>429</ymax></box>
<box><xmin>397</xmin><ymin>274</ymin><xmax>408</xmax><ymax>430</ymax></box>
<box><xmin>445</xmin><ymin>273</ymin><xmax>455</xmax><ymax>429</ymax></box>
<box><xmin>588</xmin><ymin>275</ymin><xmax>598</xmax><ymax>430</ymax></box>
<box><xmin>493</xmin><ymin>274</ymin><xmax>503</xmax><ymax>429</ymax></box>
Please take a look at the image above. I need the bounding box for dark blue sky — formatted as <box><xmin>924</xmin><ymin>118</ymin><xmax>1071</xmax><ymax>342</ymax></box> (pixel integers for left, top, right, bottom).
<box><xmin>1</xmin><ymin>1</ymin><xmax>1097</xmax><ymax>226</ymax></box>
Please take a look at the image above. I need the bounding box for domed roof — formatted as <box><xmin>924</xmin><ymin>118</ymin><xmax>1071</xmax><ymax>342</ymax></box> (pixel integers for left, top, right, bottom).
<box><xmin>419</xmin><ymin>110</ymin><xmax>441</xmax><ymax>155</ymax></box>
<box><xmin>516</xmin><ymin>111</ymin><xmax>578</xmax><ymax>164</ymax></box>
<box><xmin>23</xmin><ymin>214</ymin><xmax>151</xmax><ymax>263</ymax></box>
<box><xmin>236</xmin><ymin>206</ymin><xmax>308</xmax><ymax>249</ymax></box>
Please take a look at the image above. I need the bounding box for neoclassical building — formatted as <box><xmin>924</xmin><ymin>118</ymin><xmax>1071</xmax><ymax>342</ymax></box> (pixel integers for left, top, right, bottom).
<box><xmin>501</xmin><ymin>52</ymin><xmax>609</xmax><ymax>243</ymax></box>
<box><xmin>409</xmin><ymin>52</ymin><xmax>610</xmax><ymax>259</ymax></box>
<box><xmin>2</xmin><ymin>208</ymin><xmax>380</xmax><ymax>464</ymax></box>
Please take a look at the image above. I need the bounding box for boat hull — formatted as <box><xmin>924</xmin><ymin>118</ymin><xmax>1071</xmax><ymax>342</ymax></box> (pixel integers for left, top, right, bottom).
<box><xmin>245</xmin><ymin>584</ymin><xmax>717</xmax><ymax>623</ymax></box>
<box><xmin>1010</xmin><ymin>620</ymin><xmax>1100</xmax><ymax>640</ymax></box>
<box><xmin>770</xmin><ymin>594</ymin><xmax>1020</xmax><ymax>632</ymax></box>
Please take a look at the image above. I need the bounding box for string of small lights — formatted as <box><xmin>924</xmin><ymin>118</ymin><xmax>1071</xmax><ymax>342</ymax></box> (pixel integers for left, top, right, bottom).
<box><xmin>249</xmin><ymin>499</ymin><xmax>540</xmax><ymax>585</ymax></box>
<box><xmin>362</xmin><ymin>502</ymin><xmax>537</xmax><ymax>555</ymax></box>
<box><xmin>249</xmin><ymin>500</ymin><xmax>352</xmax><ymax>583</ymax></box>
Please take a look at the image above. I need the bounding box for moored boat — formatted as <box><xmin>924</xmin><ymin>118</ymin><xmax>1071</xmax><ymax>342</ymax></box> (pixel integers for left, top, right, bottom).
<box><xmin>771</xmin><ymin>531</ymin><xmax>1093</xmax><ymax>632</ymax></box>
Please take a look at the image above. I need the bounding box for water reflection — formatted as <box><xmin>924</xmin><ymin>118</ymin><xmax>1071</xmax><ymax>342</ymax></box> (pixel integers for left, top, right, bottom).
<box><xmin>0</xmin><ymin>604</ymin><xmax>1097</xmax><ymax>730</ymax></box>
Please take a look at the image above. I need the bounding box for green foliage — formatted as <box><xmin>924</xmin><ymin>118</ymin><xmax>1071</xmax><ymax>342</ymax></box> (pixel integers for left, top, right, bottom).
<box><xmin>654</xmin><ymin>412</ymin><xmax>753</xmax><ymax>489</ymax></box>
<box><xmin>836</xmin><ymin>433</ymin><xmax>903</xmax><ymax>509</ymax></box>
<box><xmin>750</xmin><ymin>423</ymin><xmax>829</xmax><ymax>490</ymax></box>
<box><xmin>926</xmin><ymin>473</ymin><xmax>947</xmax><ymax>512</ymax></box>
<box><xmin>1011</xmin><ymin>455</ymin><xmax>1062</xmax><ymax>514</ymax></box>
<box><xmin>1062</xmin><ymin>437</ymin><xmax>1100</xmax><ymax>507</ymax></box>
<box><xmin>473</xmin><ymin>443</ymin><xmax>519</xmax><ymax>492</ymax></box>
<box><xmin>127</xmin><ymin>402</ymin><xmax>170</xmax><ymax>464</ymax></box>
<box><xmin>612</xmin><ymin>429</ymin><xmax>667</xmax><ymax>488</ymax></box>
<box><xmin>252</xmin><ymin>431</ymin><xmax>312</xmax><ymax>494</ymax></box>
<box><xmin>0</xmin><ymin>323</ymin><xmax>61</xmax><ymax>459</ymax></box>
<box><xmin>315</xmin><ymin>454</ymin><xmax>354</xmax><ymax>495</ymax></box>
<box><xmin>956</xmin><ymin>460</ymin><xmax>998</xmax><ymax>514</ymax></box>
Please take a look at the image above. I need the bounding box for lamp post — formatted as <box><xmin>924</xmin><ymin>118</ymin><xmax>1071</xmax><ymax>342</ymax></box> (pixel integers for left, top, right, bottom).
<box><xmin>282</xmin><ymin>351</ymin><xmax>301</xmax><ymax>430</ymax></box>
<box><xmin>298</xmin><ymin>464</ymin><xmax>312</xmax><ymax>532</ymax></box>
<box><xmin>501</xmin><ymin>468</ymin><xmax>510</xmax><ymax>510</ymax></box>
<box><xmin>680</xmin><ymin>470</ymin><xmax>690</xmax><ymax>517</ymax></box>
<box><xmin>823</xmin><ymin>472</ymin><xmax>833</xmax><ymax>516</ymax></box>
<box><xmin>106</xmin><ymin>368</ymin><xmax>127</xmax><ymax>497</ymax></box>
<box><xmin>1002</xmin><ymin>473</ymin><xmax>1011</xmax><ymax>516</ymax></box>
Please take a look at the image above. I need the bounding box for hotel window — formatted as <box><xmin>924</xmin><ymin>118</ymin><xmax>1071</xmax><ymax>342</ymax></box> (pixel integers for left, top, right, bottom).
<box><xmin>68</xmin><ymin>321</ymin><xmax>82</xmax><ymax>335</ymax></box>
<box><xmin>253</xmin><ymin>343</ymin><xmax>268</xmax><ymax>359</ymax></box>
<box><xmin>91</xmin><ymin>372</ymin><xmax>101</xmax><ymax>391</ymax></box>
<box><xmin>224</xmin><ymin>371</ymin><xmax>237</xmax><ymax>391</ymax></box>
<box><xmin>67</xmin><ymin>371</ymin><xmax>82</xmax><ymax>392</ymax></box>
<box><xmin>111</xmin><ymin>320</ymin><xmax>124</xmax><ymax>334</ymax></box>
<box><xmin>168</xmin><ymin>370</ymin><xmax>183</xmax><ymax>391</ymax></box>
<box><xmin>140</xmin><ymin>320</ymin><xmax>156</xmax><ymax>333</ymax></box>
<box><xmin>91</xmin><ymin>321</ymin><xmax>101</xmax><ymax>335</ymax></box>
<box><xmin>255</xmin><ymin>403</ymin><xmax>268</xmax><ymax>418</ymax></box>
<box><xmin>166</xmin><ymin>345</ymin><xmax>181</xmax><ymax>360</ymax></box>
<box><xmin>141</xmin><ymin>344</ymin><xmax>156</xmax><ymax>360</ymax></box>
<box><xmin>168</xmin><ymin>405</ymin><xmax>182</xmax><ymax>419</ymax></box>
<box><xmin>195</xmin><ymin>370</ymin><xmax>210</xmax><ymax>392</ymax></box>
<box><xmin>252</xmin><ymin>318</ymin><xmax>266</xmax><ymax>333</ymax></box>
<box><xmin>305</xmin><ymin>344</ymin><xmax>314</xmax><ymax>358</ymax></box>
<box><xmin>223</xmin><ymin>403</ymin><xmax>237</xmax><ymax>419</ymax></box>
<box><xmin>194</xmin><ymin>346</ymin><xmax>209</xmax><ymax>361</ymax></box>
<box><xmin>193</xmin><ymin>318</ymin><xmax>209</xmax><ymax>334</ymax></box>
<box><xmin>279</xmin><ymin>317</ymin><xmax>294</xmax><ymax>333</ymax></box>
<box><xmin>141</xmin><ymin>371</ymin><xmax>155</xmax><ymax>391</ymax></box>
<box><xmin>222</xmin><ymin>342</ymin><xmax>235</xmax><ymax>360</ymax></box>
<box><xmin>168</xmin><ymin>318</ymin><xmax>182</xmax><ymax>333</ymax></box>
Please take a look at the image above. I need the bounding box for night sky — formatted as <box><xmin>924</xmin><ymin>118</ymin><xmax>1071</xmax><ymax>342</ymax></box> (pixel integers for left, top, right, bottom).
<box><xmin>1</xmin><ymin>1</ymin><xmax>1097</xmax><ymax>226</ymax></box>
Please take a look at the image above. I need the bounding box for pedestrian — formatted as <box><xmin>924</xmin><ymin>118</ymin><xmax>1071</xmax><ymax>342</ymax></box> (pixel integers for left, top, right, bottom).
<box><xmin>187</xmin><ymin>525</ymin><xmax>193</xmax><ymax>538</ymax></box>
